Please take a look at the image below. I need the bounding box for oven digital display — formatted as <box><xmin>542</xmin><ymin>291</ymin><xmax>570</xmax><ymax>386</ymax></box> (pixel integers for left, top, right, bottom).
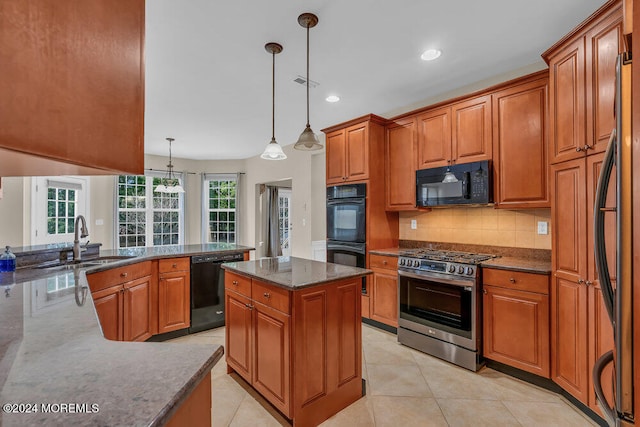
<box><xmin>419</xmin><ymin>260</ymin><xmax>446</xmax><ymax>272</ymax></box>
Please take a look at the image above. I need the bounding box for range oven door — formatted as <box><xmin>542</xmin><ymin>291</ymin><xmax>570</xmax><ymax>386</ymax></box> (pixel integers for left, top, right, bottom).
<box><xmin>326</xmin><ymin>240</ymin><xmax>366</xmax><ymax>294</ymax></box>
<box><xmin>398</xmin><ymin>270</ymin><xmax>477</xmax><ymax>350</ymax></box>
<box><xmin>326</xmin><ymin>198</ymin><xmax>366</xmax><ymax>242</ymax></box>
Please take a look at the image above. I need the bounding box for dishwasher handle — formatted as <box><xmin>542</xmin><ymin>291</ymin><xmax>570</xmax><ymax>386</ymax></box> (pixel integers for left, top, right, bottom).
<box><xmin>191</xmin><ymin>253</ymin><xmax>244</xmax><ymax>264</ymax></box>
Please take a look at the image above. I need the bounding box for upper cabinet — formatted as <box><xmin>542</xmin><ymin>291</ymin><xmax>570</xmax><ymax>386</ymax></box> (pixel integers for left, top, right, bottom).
<box><xmin>543</xmin><ymin>1</ymin><xmax>623</xmax><ymax>164</ymax></box>
<box><xmin>0</xmin><ymin>0</ymin><xmax>145</xmax><ymax>176</ymax></box>
<box><xmin>325</xmin><ymin>116</ymin><xmax>385</xmax><ymax>185</ymax></box>
<box><xmin>416</xmin><ymin>96</ymin><xmax>492</xmax><ymax>169</ymax></box>
<box><xmin>492</xmin><ymin>73</ymin><xmax>550</xmax><ymax>208</ymax></box>
<box><xmin>385</xmin><ymin>118</ymin><xmax>417</xmax><ymax>211</ymax></box>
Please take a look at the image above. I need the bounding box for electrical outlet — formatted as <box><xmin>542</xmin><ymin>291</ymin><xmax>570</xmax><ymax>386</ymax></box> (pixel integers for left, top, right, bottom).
<box><xmin>411</xmin><ymin>219</ymin><xmax>417</xmax><ymax>230</ymax></box>
<box><xmin>95</xmin><ymin>219</ymin><xmax>104</xmax><ymax>226</ymax></box>
<box><xmin>537</xmin><ymin>221</ymin><xmax>548</xmax><ymax>235</ymax></box>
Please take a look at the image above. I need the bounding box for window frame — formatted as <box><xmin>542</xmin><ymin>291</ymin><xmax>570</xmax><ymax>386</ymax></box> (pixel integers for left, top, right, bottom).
<box><xmin>201</xmin><ymin>173</ymin><xmax>240</xmax><ymax>244</ymax></box>
<box><xmin>114</xmin><ymin>172</ymin><xmax>186</xmax><ymax>249</ymax></box>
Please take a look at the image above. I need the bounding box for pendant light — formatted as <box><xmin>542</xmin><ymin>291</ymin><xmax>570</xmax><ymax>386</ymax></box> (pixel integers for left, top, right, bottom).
<box><xmin>293</xmin><ymin>13</ymin><xmax>322</xmax><ymax>151</ymax></box>
<box><xmin>155</xmin><ymin>137</ymin><xmax>185</xmax><ymax>193</ymax></box>
<box><xmin>261</xmin><ymin>42</ymin><xmax>287</xmax><ymax>160</ymax></box>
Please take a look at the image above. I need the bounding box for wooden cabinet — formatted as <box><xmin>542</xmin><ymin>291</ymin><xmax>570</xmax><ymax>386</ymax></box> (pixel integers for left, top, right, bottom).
<box><xmin>451</xmin><ymin>95</ymin><xmax>493</xmax><ymax>165</ymax></box>
<box><xmin>224</xmin><ymin>271</ymin><xmax>363</xmax><ymax>426</ymax></box>
<box><xmin>368</xmin><ymin>254</ymin><xmax>398</xmax><ymax>327</ymax></box>
<box><xmin>550</xmin><ymin>153</ymin><xmax>615</xmax><ymax>407</ymax></box>
<box><xmin>482</xmin><ymin>268</ymin><xmax>550</xmax><ymax>377</ymax></box>
<box><xmin>88</xmin><ymin>261</ymin><xmax>153</xmax><ymax>342</ymax></box>
<box><xmin>385</xmin><ymin>118</ymin><xmax>417</xmax><ymax>210</ymax></box>
<box><xmin>417</xmin><ymin>107</ymin><xmax>451</xmax><ymax>169</ymax></box>
<box><xmin>166</xmin><ymin>372</ymin><xmax>212</xmax><ymax>427</ymax></box>
<box><xmin>158</xmin><ymin>258</ymin><xmax>191</xmax><ymax>334</ymax></box>
<box><xmin>326</xmin><ymin>118</ymin><xmax>381</xmax><ymax>184</ymax></box>
<box><xmin>492</xmin><ymin>74</ymin><xmax>550</xmax><ymax>208</ymax></box>
<box><xmin>0</xmin><ymin>0</ymin><xmax>145</xmax><ymax>176</ymax></box>
<box><xmin>544</xmin><ymin>1</ymin><xmax>623</xmax><ymax>164</ymax></box>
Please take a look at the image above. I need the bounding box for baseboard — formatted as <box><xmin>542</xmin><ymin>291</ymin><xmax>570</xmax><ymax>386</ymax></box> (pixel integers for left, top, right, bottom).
<box><xmin>362</xmin><ymin>317</ymin><xmax>397</xmax><ymax>334</ymax></box>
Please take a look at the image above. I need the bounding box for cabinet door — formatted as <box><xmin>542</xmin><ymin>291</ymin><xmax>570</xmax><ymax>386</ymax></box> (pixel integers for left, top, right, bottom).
<box><xmin>417</xmin><ymin>107</ymin><xmax>451</xmax><ymax>168</ymax></box>
<box><xmin>483</xmin><ymin>285</ymin><xmax>550</xmax><ymax>377</ymax></box>
<box><xmin>92</xmin><ymin>284</ymin><xmax>124</xmax><ymax>341</ymax></box>
<box><xmin>158</xmin><ymin>271</ymin><xmax>191</xmax><ymax>333</ymax></box>
<box><xmin>370</xmin><ymin>269</ymin><xmax>398</xmax><ymax>327</ymax></box>
<box><xmin>548</xmin><ymin>37</ymin><xmax>586</xmax><ymax>164</ymax></box>
<box><xmin>0</xmin><ymin>0</ymin><xmax>145</xmax><ymax>175</ymax></box>
<box><xmin>588</xmin><ymin>283</ymin><xmax>615</xmax><ymax>414</ymax></box>
<box><xmin>451</xmin><ymin>95</ymin><xmax>492</xmax><ymax>164</ymax></box>
<box><xmin>345</xmin><ymin>122</ymin><xmax>369</xmax><ymax>181</ymax></box>
<box><xmin>551</xmin><ymin>159</ymin><xmax>587</xmax><ymax>283</ymax></box>
<box><xmin>551</xmin><ymin>276</ymin><xmax>589</xmax><ymax>402</ymax></box>
<box><xmin>124</xmin><ymin>275</ymin><xmax>153</xmax><ymax>342</ymax></box>
<box><xmin>225</xmin><ymin>291</ymin><xmax>252</xmax><ymax>382</ymax></box>
<box><xmin>585</xmin><ymin>9</ymin><xmax>623</xmax><ymax>155</ymax></box>
<box><xmin>326</xmin><ymin>129</ymin><xmax>346</xmax><ymax>184</ymax></box>
<box><xmin>385</xmin><ymin>118</ymin><xmax>417</xmax><ymax>210</ymax></box>
<box><xmin>492</xmin><ymin>78</ymin><xmax>549</xmax><ymax>208</ymax></box>
<box><xmin>252</xmin><ymin>302</ymin><xmax>291</xmax><ymax>417</ymax></box>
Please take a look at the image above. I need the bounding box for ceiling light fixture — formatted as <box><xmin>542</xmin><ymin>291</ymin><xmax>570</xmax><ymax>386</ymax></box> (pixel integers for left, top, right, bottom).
<box><xmin>294</xmin><ymin>12</ymin><xmax>322</xmax><ymax>151</ymax></box>
<box><xmin>155</xmin><ymin>137</ymin><xmax>185</xmax><ymax>193</ymax></box>
<box><xmin>261</xmin><ymin>42</ymin><xmax>287</xmax><ymax>160</ymax></box>
<box><xmin>421</xmin><ymin>48</ymin><xmax>442</xmax><ymax>61</ymax></box>
<box><xmin>326</xmin><ymin>95</ymin><xmax>340</xmax><ymax>103</ymax></box>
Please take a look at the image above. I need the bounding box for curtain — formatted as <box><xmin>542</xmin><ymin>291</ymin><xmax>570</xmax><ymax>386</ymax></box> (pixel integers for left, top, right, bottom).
<box><xmin>264</xmin><ymin>186</ymin><xmax>282</xmax><ymax>257</ymax></box>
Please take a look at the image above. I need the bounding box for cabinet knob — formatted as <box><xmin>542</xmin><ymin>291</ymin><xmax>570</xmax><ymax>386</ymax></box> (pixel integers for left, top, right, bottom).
<box><xmin>232</xmin><ymin>280</ymin><xmax>239</xmax><ymax>285</ymax></box>
<box><xmin>585</xmin><ymin>280</ymin><xmax>593</xmax><ymax>286</ymax></box>
<box><xmin>578</xmin><ymin>278</ymin><xmax>585</xmax><ymax>285</ymax></box>
<box><xmin>483</xmin><ymin>289</ymin><xmax>488</xmax><ymax>294</ymax></box>
<box><xmin>121</xmin><ymin>272</ymin><xmax>128</xmax><ymax>278</ymax></box>
<box><xmin>263</xmin><ymin>292</ymin><xmax>271</xmax><ymax>299</ymax></box>
<box><xmin>509</xmin><ymin>278</ymin><xmax>516</xmax><ymax>283</ymax></box>
<box><xmin>576</xmin><ymin>146</ymin><xmax>583</xmax><ymax>152</ymax></box>
<box><xmin>245</xmin><ymin>303</ymin><xmax>253</xmax><ymax>310</ymax></box>
<box><xmin>172</xmin><ymin>263</ymin><xmax>177</xmax><ymax>268</ymax></box>
<box><xmin>382</xmin><ymin>260</ymin><xmax>387</xmax><ymax>265</ymax></box>
<box><xmin>584</xmin><ymin>144</ymin><xmax>593</xmax><ymax>151</ymax></box>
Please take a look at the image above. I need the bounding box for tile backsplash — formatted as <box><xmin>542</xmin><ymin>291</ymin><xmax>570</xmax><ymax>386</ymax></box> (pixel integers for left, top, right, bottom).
<box><xmin>399</xmin><ymin>207</ymin><xmax>551</xmax><ymax>250</ymax></box>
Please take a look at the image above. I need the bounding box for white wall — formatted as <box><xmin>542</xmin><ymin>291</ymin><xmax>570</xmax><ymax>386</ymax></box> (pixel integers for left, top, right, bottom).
<box><xmin>0</xmin><ymin>177</ymin><xmax>26</xmax><ymax>247</ymax></box>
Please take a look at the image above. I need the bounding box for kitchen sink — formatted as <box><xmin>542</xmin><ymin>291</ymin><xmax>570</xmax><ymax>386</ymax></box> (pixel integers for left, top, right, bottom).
<box><xmin>31</xmin><ymin>256</ymin><xmax>135</xmax><ymax>270</ymax></box>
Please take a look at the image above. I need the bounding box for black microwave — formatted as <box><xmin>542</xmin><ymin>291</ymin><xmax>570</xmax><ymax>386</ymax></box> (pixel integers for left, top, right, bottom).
<box><xmin>416</xmin><ymin>160</ymin><xmax>492</xmax><ymax>207</ymax></box>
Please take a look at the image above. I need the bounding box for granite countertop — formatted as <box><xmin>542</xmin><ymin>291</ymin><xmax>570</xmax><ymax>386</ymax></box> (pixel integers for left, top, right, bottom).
<box><xmin>480</xmin><ymin>257</ymin><xmax>551</xmax><ymax>274</ymax></box>
<box><xmin>222</xmin><ymin>256</ymin><xmax>372</xmax><ymax>290</ymax></box>
<box><xmin>0</xmin><ymin>243</ymin><xmax>254</xmax><ymax>426</ymax></box>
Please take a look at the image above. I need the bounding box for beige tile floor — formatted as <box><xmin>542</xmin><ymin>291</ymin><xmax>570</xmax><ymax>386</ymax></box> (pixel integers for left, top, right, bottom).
<box><xmin>170</xmin><ymin>325</ymin><xmax>599</xmax><ymax>427</ymax></box>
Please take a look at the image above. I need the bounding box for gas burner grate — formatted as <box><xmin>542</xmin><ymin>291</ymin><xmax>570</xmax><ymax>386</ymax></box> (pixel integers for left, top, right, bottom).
<box><xmin>400</xmin><ymin>248</ymin><xmax>497</xmax><ymax>264</ymax></box>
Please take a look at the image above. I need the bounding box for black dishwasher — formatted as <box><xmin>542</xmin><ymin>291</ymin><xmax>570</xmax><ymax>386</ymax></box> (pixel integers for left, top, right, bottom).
<box><xmin>189</xmin><ymin>252</ymin><xmax>244</xmax><ymax>333</ymax></box>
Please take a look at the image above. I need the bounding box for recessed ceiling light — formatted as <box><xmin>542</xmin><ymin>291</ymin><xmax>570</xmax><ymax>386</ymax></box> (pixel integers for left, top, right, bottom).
<box><xmin>326</xmin><ymin>95</ymin><xmax>340</xmax><ymax>103</ymax></box>
<box><xmin>421</xmin><ymin>49</ymin><xmax>442</xmax><ymax>61</ymax></box>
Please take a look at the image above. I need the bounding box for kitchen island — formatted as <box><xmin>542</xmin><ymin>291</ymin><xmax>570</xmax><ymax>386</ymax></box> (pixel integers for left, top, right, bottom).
<box><xmin>221</xmin><ymin>257</ymin><xmax>372</xmax><ymax>427</ymax></box>
<box><xmin>0</xmin><ymin>243</ymin><xmax>252</xmax><ymax>426</ymax></box>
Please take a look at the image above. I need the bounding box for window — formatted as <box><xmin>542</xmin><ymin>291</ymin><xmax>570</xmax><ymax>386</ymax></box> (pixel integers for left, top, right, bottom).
<box><xmin>203</xmin><ymin>174</ymin><xmax>239</xmax><ymax>243</ymax></box>
<box><xmin>278</xmin><ymin>188</ymin><xmax>292</xmax><ymax>257</ymax></box>
<box><xmin>116</xmin><ymin>174</ymin><xmax>184</xmax><ymax>248</ymax></box>
<box><xmin>31</xmin><ymin>177</ymin><xmax>89</xmax><ymax>245</ymax></box>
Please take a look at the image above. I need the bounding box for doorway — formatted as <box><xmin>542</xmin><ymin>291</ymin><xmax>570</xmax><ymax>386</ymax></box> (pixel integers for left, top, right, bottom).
<box><xmin>255</xmin><ymin>179</ymin><xmax>292</xmax><ymax>259</ymax></box>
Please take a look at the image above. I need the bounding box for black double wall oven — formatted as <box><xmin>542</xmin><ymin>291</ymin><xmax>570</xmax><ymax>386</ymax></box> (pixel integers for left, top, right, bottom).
<box><xmin>326</xmin><ymin>183</ymin><xmax>367</xmax><ymax>294</ymax></box>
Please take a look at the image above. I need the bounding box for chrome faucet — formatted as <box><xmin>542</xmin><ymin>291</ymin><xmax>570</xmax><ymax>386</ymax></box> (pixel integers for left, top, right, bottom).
<box><xmin>72</xmin><ymin>215</ymin><xmax>89</xmax><ymax>261</ymax></box>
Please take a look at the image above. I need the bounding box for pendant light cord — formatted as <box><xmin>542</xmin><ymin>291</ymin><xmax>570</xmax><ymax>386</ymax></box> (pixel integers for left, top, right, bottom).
<box><xmin>272</xmin><ymin>49</ymin><xmax>276</xmax><ymax>140</ymax></box>
<box><xmin>306</xmin><ymin>23</ymin><xmax>310</xmax><ymax>127</ymax></box>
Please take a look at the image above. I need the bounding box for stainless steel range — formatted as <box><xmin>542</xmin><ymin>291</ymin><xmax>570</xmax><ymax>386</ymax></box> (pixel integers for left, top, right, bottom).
<box><xmin>397</xmin><ymin>249</ymin><xmax>496</xmax><ymax>371</ymax></box>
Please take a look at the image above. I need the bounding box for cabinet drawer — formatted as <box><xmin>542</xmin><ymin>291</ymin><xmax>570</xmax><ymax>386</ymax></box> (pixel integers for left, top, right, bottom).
<box><xmin>225</xmin><ymin>271</ymin><xmax>251</xmax><ymax>298</ymax></box>
<box><xmin>369</xmin><ymin>254</ymin><xmax>397</xmax><ymax>270</ymax></box>
<box><xmin>483</xmin><ymin>268</ymin><xmax>549</xmax><ymax>294</ymax></box>
<box><xmin>159</xmin><ymin>257</ymin><xmax>190</xmax><ymax>274</ymax></box>
<box><xmin>252</xmin><ymin>280</ymin><xmax>291</xmax><ymax>314</ymax></box>
<box><xmin>87</xmin><ymin>261</ymin><xmax>151</xmax><ymax>293</ymax></box>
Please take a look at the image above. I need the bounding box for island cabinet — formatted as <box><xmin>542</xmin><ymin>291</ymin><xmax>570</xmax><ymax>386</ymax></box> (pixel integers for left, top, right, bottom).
<box><xmin>482</xmin><ymin>268</ymin><xmax>550</xmax><ymax>377</ymax></box>
<box><xmin>166</xmin><ymin>372</ymin><xmax>212</xmax><ymax>427</ymax></box>
<box><xmin>224</xmin><ymin>269</ymin><xmax>364</xmax><ymax>427</ymax></box>
<box><xmin>324</xmin><ymin>115</ymin><xmax>386</xmax><ymax>185</ymax></box>
<box><xmin>491</xmin><ymin>73</ymin><xmax>550</xmax><ymax>208</ymax></box>
<box><xmin>158</xmin><ymin>257</ymin><xmax>191</xmax><ymax>334</ymax></box>
<box><xmin>87</xmin><ymin>261</ymin><xmax>153</xmax><ymax>342</ymax></box>
<box><xmin>0</xmin><ymin>0</ymin><xmax>145</xmax><ymax>176</ymax></box>
<box><xmin>369</xmin><ymin>254</ymin><xmax>399</xmax><ymax>327</ymax></box>
<box><xmin>543</xmin><ymin>1</ymin><xmax>623</xmax><ymax>164</ymax></box>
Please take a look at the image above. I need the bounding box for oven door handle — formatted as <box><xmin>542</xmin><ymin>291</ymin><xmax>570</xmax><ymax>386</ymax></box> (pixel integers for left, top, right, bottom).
<box><xmin>398</xmin><ymin>270</ymin><xmax>474</xmax><ymax>288</ymax></box>
<box><xmin>327</xmin><ymin>198</ymin><xmax>365</xmax><ymax>206</ymax></box>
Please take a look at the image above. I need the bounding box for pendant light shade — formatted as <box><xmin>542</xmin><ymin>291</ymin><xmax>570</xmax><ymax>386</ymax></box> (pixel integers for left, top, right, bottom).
<box><xmin>294</xmin><ymin>13</ymin><xmax>322</xmax><ymax>151</ymax></box>
<box><xmin>261</xmin><ymin>42</ymin><xmax>287</xmax><ymax>161</ymax></box>
<box><xmin>155</xmin><ymin>138</ymin><xmax>185</xmax><ymax>193</ymax></box>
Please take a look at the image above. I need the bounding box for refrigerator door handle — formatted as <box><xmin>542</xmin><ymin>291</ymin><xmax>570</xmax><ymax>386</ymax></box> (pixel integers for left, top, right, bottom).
<box><xmin>593</xmin><ymin>350</ymin><xmax>616</xmax><ymax>426</ymax></box>
<box><xmin>593</xmin><ymin>128</ymin><xmax>616</xmax><ymax>324</ymax></box>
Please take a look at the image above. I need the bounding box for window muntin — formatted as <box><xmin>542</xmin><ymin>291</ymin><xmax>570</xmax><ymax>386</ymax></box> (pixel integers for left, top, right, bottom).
<box><xmin>47</xmin><ymin>187</ymin><xmax>77</xmax><ymax>235</ymax></box>
<box><xmin>204</xmin><ymin>175</ymin><xmax>238</xmax><ymax>244</ymax></box>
